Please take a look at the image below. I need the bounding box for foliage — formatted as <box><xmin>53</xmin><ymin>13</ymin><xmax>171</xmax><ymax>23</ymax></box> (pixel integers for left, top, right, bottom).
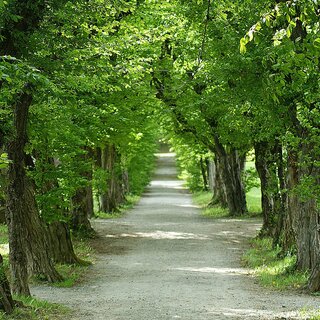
<box><xmin>246</xmin><ymin>187</ymin><xmax>262</xmax><ymax>214</ymax></box>
<box><xmin>193</xmin><ymin>190</ymin><xmax>261</xmax><ymax>218</ymax></box>
<box><xmin>0</xmin><ymin>296</ymin><xmax>69</xmax><ymax>320</ymax></box>
<box><xmin>242</xmin><ymin>238</ymin><xmax>308</xmax><ymax>290</ymax></box>
<box><xmin>94</xmin><ymin>194</ymin><xmax>140</xmax><ymax>218</ymax></box>
<box><xmin>243</xmin><ymin>165</ymin><xmax>260</xmax><ymax>193</ymax></box>
<box><xmin>1</xmin><ymin>0</ymin><xmax>320</xmax><ymax>296</ymax></box>
<box><xmin>170</xmin><ymin>137</ymin><xmax>209</xmax><ymax>191</ymax></box>
<box><xmin>192</xmin><ymin>191</ymin><xmax>229</xmax><ymax>218</ymax></box>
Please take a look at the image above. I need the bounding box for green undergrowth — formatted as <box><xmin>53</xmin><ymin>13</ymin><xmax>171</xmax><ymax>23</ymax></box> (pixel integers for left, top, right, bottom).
<box><xmin>192</xmin><ymin>190</ymin><xmax>262</xmax><ymax>219</ymax></box>
<box><xmin>94</xmin><ymin>194</ymin><xmax>140</xmax><ymax>219</ymax></box>
<box><xmin>0</xmin><ymin>296</ymin><xmax>69</xmax><ymax>320</ymax></box>
<box><xmin>242</xmin><ymin>237</ymin><xmax>309</xmax><ymax>290</ymax></box>
<box><xmin>0</xmin><ymin>224</ymin><xmax>8</xmax><ymax>245</ymax></box>
<box><xmin>0</xmin><ymin>222</ymin><xmax>94</xmax><ymax>288</ymax></box>
<box><xmin>192</xmin><ymin>191</ymin><xmax>229</xmax><ymax>218</ymax></box>
<box><xmin>53</xmin><ymin>238</ymin><xmax>93</xmax><ymax>288</ymax></box>
<box><xmin>308</xmin><ymin>311</ymin><xmax>320</xmax><ymax>320</ymax></box>
<box><xmin>246</xmin><ymin>187</ymin><xmax>261</xmax><ymax>214</ymax></box>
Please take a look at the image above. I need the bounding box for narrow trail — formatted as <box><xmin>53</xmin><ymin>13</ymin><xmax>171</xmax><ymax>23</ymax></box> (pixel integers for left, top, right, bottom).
<box><xmin>32</xmin><ymin>152</ymin><xmax>319</xmax><ymax>319</ymax></box>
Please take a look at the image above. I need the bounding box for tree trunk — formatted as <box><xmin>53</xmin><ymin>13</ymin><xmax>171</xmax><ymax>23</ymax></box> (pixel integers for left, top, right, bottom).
<box><xmin>286</xmin><ymin>122</ymin><xmax>320</xmax><ymax>291</ymax></box>
<box><xmin>0</xmin><ymin>254</ymin><xmax>14</xmax><ymax>314</ymax></box>
<box><xmin>254</xmin><ymin>141</ymin><xmax>276</xmax><ymax>237</ymax></box>
<box><xmin>32</xmin><ymin>156</ymin><xmax>81</xmax><ymax>264</ymax></box>
<box><xmin>85</xmin><ymin>148</ymin><xmax>94</xmax><ymax>218</ymax></box>
<box><xmin>71</xmin><ymin>150</ymin><xmax>94</xmax><ymax>235</ymax></box>
<box><xmin>273</xmin><ymin>143</ymin><xmax>291</xmax><ymax>249</ymax></box>
<box><xmin>200</xmin><ymin>157</ymin><xmax>208</xmax><ymax>191</ymax></box>
<box><xmin>86</xmin><ymin>184</ymin><xmax>94</xmax><ymax>218</ymax></box>
<box><xmin>206</xmin><ymin>159</ymin><xmax>215</xmax><ymax>192</ymax></box>
<box><xmin>254</xmin><ymin>141</ymin><xmax>290</xmax><ymax>243</ymax></box>
<box><xmin>99</xmin><ymin>144</ymin><xmax>125</xmax><ymax>213</ymax></box>
<box><xmin>288</xmin><ymin>148</ymin><xmax>320</xmax><ymax>272</ymax></box>
<box><xmin>208</xmin><ymin>156</ymin><xmax>228</xmax><ymax>208</ymax></box>
<box><xmin>6</xmin><ymin>89</ymin><xmax>62</xmax><ymax>295</ymax></box>
<box><xmin>71</xmin><ymin>185</ymin><xmax>94</xmax><ymax>235</ymax></box>
<box><xmin>47</xmin><ymin>221</ymin><xmax>80</xmax><ymax>264</ymax></box>
<box><xmin>122</xmin><ymin>170</ymin><xmax>130</xmax><ymax>195</ymax></box>
<box><xmin>213</xmin><ymin>136</ymin><xmax>247</xmax><ymax>215</ymax></box>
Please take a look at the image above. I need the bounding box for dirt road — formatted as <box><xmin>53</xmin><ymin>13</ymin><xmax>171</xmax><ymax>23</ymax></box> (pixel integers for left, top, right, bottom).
<box><xmin>32</xmin><ymin>152</ymin><xmax>319</xmax><ymax>319</ymax></box>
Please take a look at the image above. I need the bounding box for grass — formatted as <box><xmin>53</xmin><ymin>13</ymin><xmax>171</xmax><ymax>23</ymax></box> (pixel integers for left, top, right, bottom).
<box><xmin>0</xmin><ymin>224</ymin><xmax>8</xmax><ymax>244</ymax></box>
<box><xmin>94</xmin><ymin>194</ymin><xmax>140</xmax><ymax>219</ymax></box>
<box><xmin>192</xmin><ymin>188</ymin><xmax>262</xmax><ymax>219</ymax></box>
<box><xmin>242</xmin><ymin>237</ymin><xmax>309</xmax><ymax>290</ymax></box>
<box><xmin>0</xmin><ymin>296</ymin><xmax>69</xmax><ymax>320</ymax></box>
<box><xmin>0</xmin><ymin>222</ymin><xmax>94</xmax><ymax>289</ymax></box>
<box><xmin>53</xmin><ymin>238</ymin><xmax>93</xmax><ymax>288</ymax></box>
<box><xmin>192</xmin><ymin>191</ymin><xmax>229</xmax><ymax>218</ymax></box>
<box><xmin>246</xmin><ymin>187</ymin><xmax>261</xmax><ymax>214</ymax></box>
<box><xmin>308</xmin><ymin>311</ymin><xmax>320</xmax><ymax>320</ymax></box>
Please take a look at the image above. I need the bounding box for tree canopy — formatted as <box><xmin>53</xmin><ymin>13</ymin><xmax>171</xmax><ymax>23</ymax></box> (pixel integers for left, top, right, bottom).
<box><xmin>0</xmin><ymin>0</ymin><xmax>320</xmax><ymax>307</ymax></box>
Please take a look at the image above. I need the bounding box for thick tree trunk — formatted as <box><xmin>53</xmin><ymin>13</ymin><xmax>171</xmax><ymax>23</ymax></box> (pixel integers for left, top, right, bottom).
<box><xmin>254</xmin><ymin>142</ymin><xmax>276</xmax><ymax>237</ymax></box>
<box><xmin>122</xmin><ymin>170</ymin><xmax>130</xmax><ymax>194</ymax></box>
<box><xmin>208</xmin><ymin>156</ymin><xmax>228</xmax><ymax>208</ymax></box>
<box><xmin>99</xmin><ymin>144</ymin><xmax>125</xmax><ymax>213</ymax></box>
<box><xmin>206</xmin><ymin>159</ymin><xmax>215</xmax><ymax>192</ymax></box>
<box><xmin>254</xmin><ymin>141</ymin><xmax>290</xmax><ymax>243</ymax></box>
<box><xmin>86</xmin><ymin>184</ymin><xmax>94</xmax><ymax>218</ymax></box>
<box><xmin>200</xmin><ymin>157</ymin><xmax>208</xmax><ymax>191</ymax></box>
<box><xmin>71</xmin><ymin>150</ymin><xmax>94</xmax><ymax>235</ymax></box>
<box><xmin>288</xmin><ymin>148</ymin><xmax>320</xmax><ymax>272</ymax></box>
<box><xmin>33</xmin><ymin>157</ymin><xmax>81</xmax><ymax>264</ymax></box>
<box><xmin>214</xmin><ymin>136</ymin><xmax>247</xmax><ymax>215</ymax></box>
<box><xmin>6</xmin><ymin>89</ymin><xmax>62</xmax><ymax>295</ymax></box>
<box><xmin>286</xmin><ymin>122</ymin><xmax>320</xmax><ymax>291</ymax></box>
<box><xmin>71</xmin><ymin>185</ymin><xmax>94</xmax><ymax>235</ymax></box>
<box><xmin>85</xmin><ymin>148</ymin><xmax>94</xmax><ymax>218</ymax></box>
<box><xmin>0</xmin><ymin>254</ymin><xmax>14</xmax><ymax>314</ymax></box>
<box><xmin>47</xmin><ymin>221</ymin><xmax>80</xmax><ymax>264</ymax></box>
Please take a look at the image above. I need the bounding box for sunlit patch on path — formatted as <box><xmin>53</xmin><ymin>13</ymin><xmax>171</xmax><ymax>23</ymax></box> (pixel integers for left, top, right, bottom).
<box><xmin>172</xmin><ymin>266</ymin><xmax>252</xmax><ymax>275</ymax></box>
<box><xmin>105</xmin><ymin>231</ymin><xmax>209</xmax><ymax>240</ymax></box>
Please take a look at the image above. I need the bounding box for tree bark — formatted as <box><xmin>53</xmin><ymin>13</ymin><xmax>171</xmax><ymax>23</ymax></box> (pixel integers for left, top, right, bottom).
<box><xmin>71</xmin><ymin>185</ymin><xmax>94</xmax><ymax>235</ymax></box>
<box><xmin>200</xmin><ymin>157</ymin><xmax>208</xmax><ymax>191</ymax></box>
<box><xmin>208</xmin><ymin>156</ymin><xmax>228</xmax><ymax>208</ymax></box>
<box><xmin>213</xmin><ymin>136</ymin><xmax>247</xmax><ymax>215</ymax></box>
<box><xmin>288</xmin><ymin>148</ymin><xmax>320</xmax><ymax>272</ymax></box>
<box><xmin>99</xmin><ymin>144</ymin><xmax>125</xmax><ymax>213</ymax></box>
<box><xmin>6</xmin><ymin>89</ymin><xmax>62</xmax><ymax>295</ymax></box>
<box><xmin>0</xmin><ymin>254</ymin><xmax>15</xmax><ymax>314</ymax></box>
<box><xmin>206</xmin><ymin>159</ymin><xmax>215</xmax><ymax>192</ymax></box>
<box><xmin>71</xmin><ymin>150</ymin><xmax>94</xmax><ymax>235</ymax></box>
<box><xmin>254</xmin><ymin>141</ymin><xmax>291</xmax><ymax>243</ymax></box>
<box><xmin>47</xmin><ymin>221</ymin><xmax>80</xmax><ymax>264</ymax></box>
<box><xmin>286</xmin><ymin>108</ymin><xmax>320</xmax><ymax>291</ymax></box>
<box><xmin>254</xmin><ymin>141</ymin><xmax>276</xmax><ymax>237</ymax></box>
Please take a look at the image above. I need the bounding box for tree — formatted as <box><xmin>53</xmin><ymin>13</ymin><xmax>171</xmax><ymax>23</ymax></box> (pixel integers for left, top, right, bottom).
<box><xmin>242</xmin><ymin>0</ymin><xmax>320</xmax><ymax>291</ymax></box>
<box><xmin>0</xmin><ymin>0</ymin><xmax>65</xmax><ymax>291</ymax></box>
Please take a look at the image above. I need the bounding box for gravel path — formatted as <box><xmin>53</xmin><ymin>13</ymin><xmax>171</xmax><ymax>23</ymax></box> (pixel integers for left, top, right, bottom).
<box><xmin>32</xmin><ymin>152</ymin><xmax>319</xmax><ymax>319</ymax></box>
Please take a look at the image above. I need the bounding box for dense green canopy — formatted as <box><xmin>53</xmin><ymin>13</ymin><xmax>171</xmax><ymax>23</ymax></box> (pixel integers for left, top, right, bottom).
<box><xmin>0</xmin><ymin>0</ymin><xmax>319</xmax><ymax>302</ymax></box>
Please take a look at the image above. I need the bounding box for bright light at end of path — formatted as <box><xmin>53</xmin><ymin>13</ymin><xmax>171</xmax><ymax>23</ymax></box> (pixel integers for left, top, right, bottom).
<box><xmin>150</xmin><ymin>180</ymin><xmax>185</xmax><ymax>188</ymax></box>
<box><xmin>154</xmin><ymin>152</ymin><xmax>176</xmax><ymax>157</ymax></box>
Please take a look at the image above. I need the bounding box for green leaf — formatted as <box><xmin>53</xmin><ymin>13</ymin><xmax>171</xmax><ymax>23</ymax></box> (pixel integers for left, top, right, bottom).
<box><xmin>314</xmin><ymin>38</ymin><xmax>320</xmax><ymax>48</ymax></box>
<box><xmin>240</xmin><ymin>38</ymin><xmax>247</xmax><ymax>54</ymax></box>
